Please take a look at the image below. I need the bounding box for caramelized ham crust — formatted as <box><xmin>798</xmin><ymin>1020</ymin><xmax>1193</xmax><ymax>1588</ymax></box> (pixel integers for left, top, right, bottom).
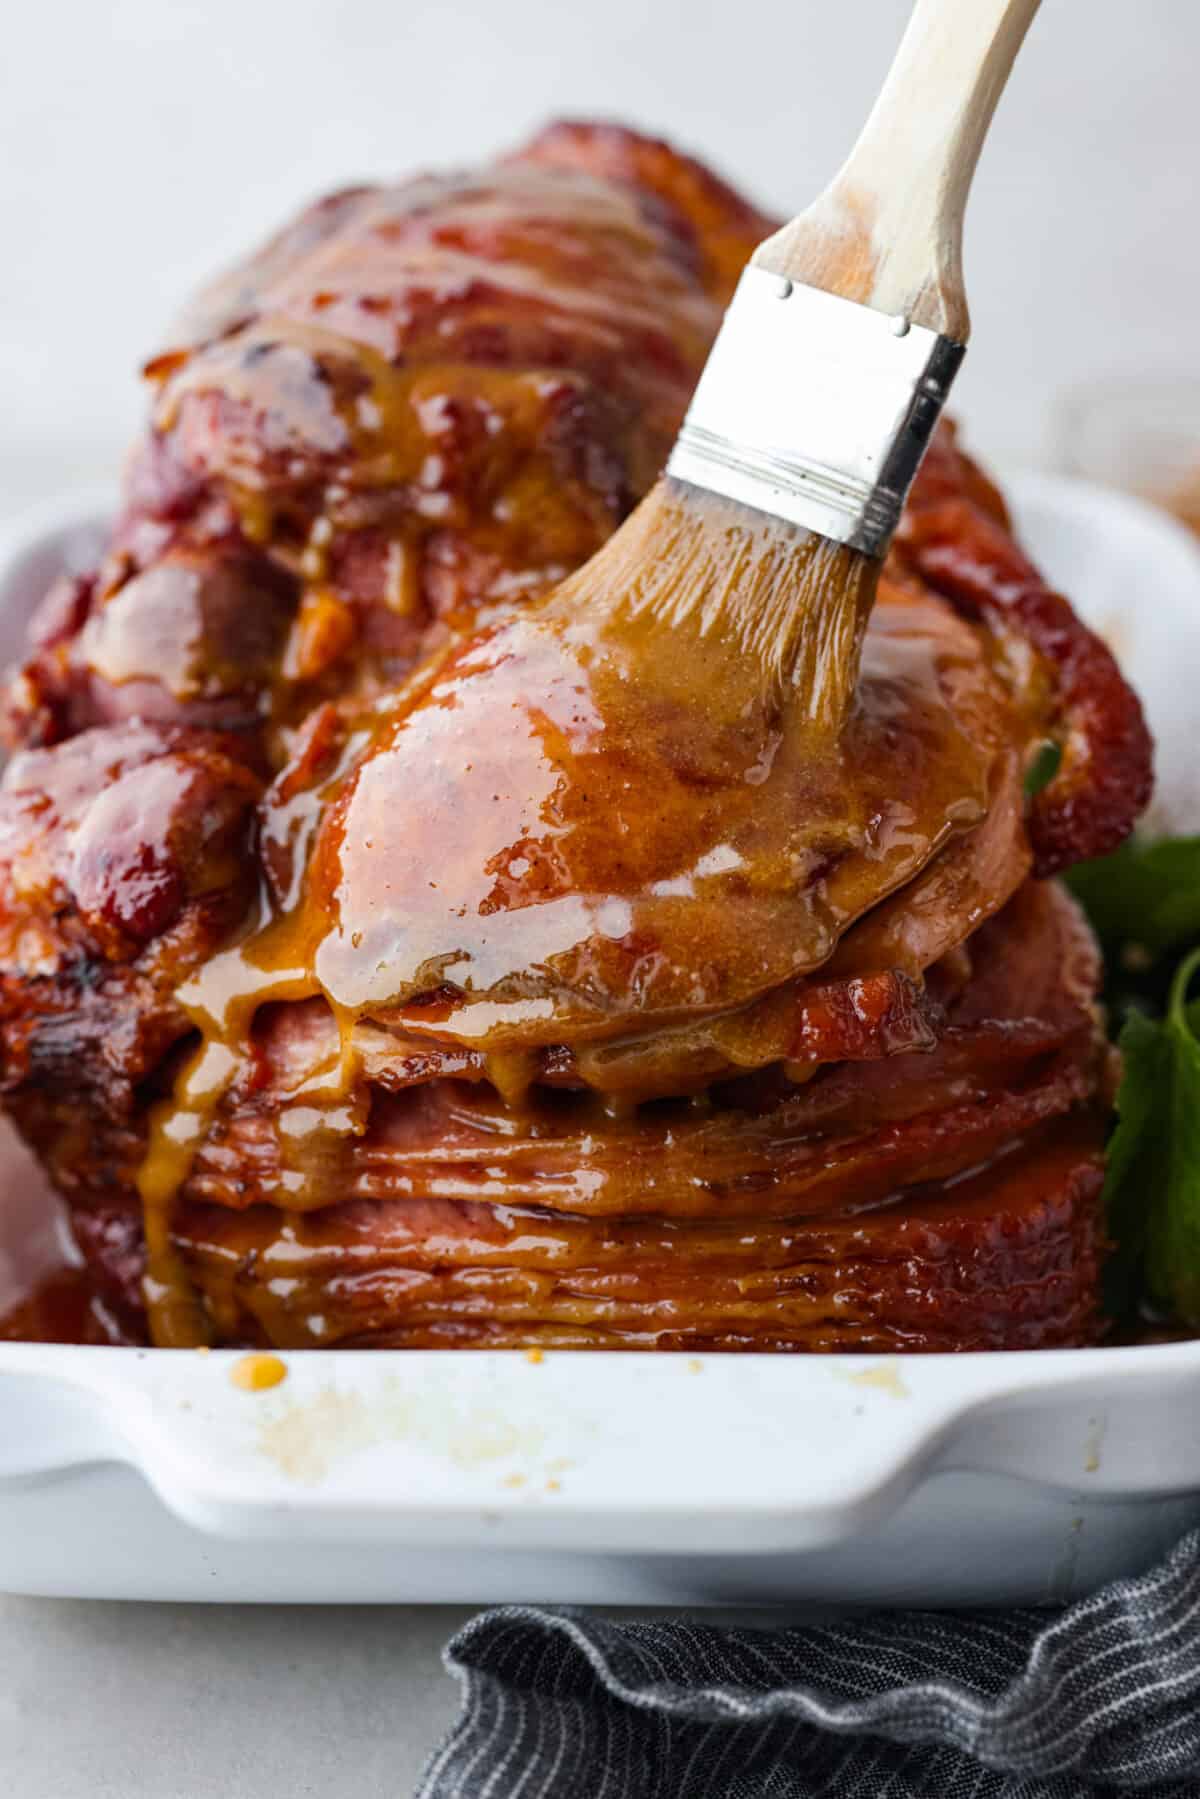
<box><xmin>0</xmin><ymin>123</ymin><xmax>1151</xmax><ymax>1350</ymax></box>
<box><xmin>18</xmin><ymin>880</ymin><xmax>1110</xmax><ymax>1350</ymax></box>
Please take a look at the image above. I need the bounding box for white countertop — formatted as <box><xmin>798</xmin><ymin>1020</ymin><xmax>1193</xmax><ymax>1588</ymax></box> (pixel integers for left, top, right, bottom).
<box><xmin>0</xmin><ymin>1594</ymin><xmax>825</xmax><ymax>1794</ymax></box>
<box><xmin>0</xmin><ymin>1596</ymin><xmax>471</xmax><ymax>1796</ymax></box>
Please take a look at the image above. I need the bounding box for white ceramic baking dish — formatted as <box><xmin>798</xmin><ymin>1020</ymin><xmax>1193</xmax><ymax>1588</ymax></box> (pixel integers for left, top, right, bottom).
<box><xmin>0</xmin><ymin>471</ymin><xmax>1198</xmax><ymax>1607</ymax></box>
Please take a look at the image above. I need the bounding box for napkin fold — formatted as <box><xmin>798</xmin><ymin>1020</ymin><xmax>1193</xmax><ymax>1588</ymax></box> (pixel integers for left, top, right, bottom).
<box><xmin>418</xmin><ymin>1528</ymin><xmax>1200</xmax><ymax>1797</ymax></box>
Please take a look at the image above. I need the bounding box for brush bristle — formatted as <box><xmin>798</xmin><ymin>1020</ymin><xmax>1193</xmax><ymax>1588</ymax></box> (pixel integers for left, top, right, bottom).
<box><xmin>551</xmin><ymin>475</ymin><xmax>878</xmax><ymax>729</ymax></box>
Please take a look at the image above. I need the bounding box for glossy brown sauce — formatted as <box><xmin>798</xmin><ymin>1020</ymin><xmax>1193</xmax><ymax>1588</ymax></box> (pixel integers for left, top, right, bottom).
<box><xmin>120</xmin><ymin>158</ymin><xmax>741</xmax><ymax>740</ymax></box>
<box><xmin>127</xmin><ymin>463</ymin><xmax>1026</xmax><ymax>1346</ymax></box>
<box><xmin>159</xmin><ymin>1110</ymin><xmax>1109</xmax><ymax>1352</ymax></box>
<box><xmin>302</xmin><ymin>483</ymin><xmax>1010</xmax><ymax>1030</ymax></box>
<box><xmin>230</xmin><ymin>1351</ymin><xmax>288</xmax><ymax>1390</ymax></box>
<box><xmin>0</xmin><ymin>133</ymin><xmax>1151</xmax><ymax>1354</ymax></box>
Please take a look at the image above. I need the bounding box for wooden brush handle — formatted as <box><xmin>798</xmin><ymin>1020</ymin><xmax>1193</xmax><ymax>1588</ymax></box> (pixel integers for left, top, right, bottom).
<box><xmin>751</xmin><ymin>0</ymin><xmax>1041</xmax><ymax>340</ymax></box>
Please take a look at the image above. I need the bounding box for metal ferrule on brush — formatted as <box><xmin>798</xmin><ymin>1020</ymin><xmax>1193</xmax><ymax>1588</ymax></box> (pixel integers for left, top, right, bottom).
<box><xmin>667</xmin><ymin>266</ymin><xmax>965</xmax><ymax>557</ymax></box>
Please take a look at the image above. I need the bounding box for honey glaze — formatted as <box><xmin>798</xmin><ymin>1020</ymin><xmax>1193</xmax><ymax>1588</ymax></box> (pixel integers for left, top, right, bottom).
<box><xmin>163</xmin><ymin>1117</ymin><xmax>1110</xmax><ymax>1352</ymax></box>
<box><xmin>127</xmin><ymin>151</ymin><xmax>748</xmax><ymax>719</ymax></box>
<box><xmin>0</xmin><ymin>881</ymin><xmax>1128</xmax><ymax>1347</ymax></box>
<box><xmin>0</xmin><ymin>132</ymin><xmax>1148</xmax><ymax>1360</ymax></box>
<box><xmin>126</xmin><ymin>476</ymin><xmax>1024</xmax><ymax>1346</ymax></box>
<box><xmin>135</xmin><ymin>894</ymin><xmax>369</xmax><ymax>1345</ymax></box>
<box><xmin>309</xmin><ymin>481</ymin><xmax>1012</xmax><ymax>1044</ymax></box>
<box><xmin>129</xmin><ymin>695</ymin><xmax>396</xmax><ymax>1346</ymax></box>
<box><xmin>230</xmin><ymin>1351</ymin><xmax>288</xmax><ymax>1391</ymax></box>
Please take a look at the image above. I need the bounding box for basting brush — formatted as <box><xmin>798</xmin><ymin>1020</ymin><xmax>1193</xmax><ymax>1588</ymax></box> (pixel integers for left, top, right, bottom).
<box><xmin>587</xmin><ymin>0</ymin><xmax>1043</xmax><ymax>728</ymax></box>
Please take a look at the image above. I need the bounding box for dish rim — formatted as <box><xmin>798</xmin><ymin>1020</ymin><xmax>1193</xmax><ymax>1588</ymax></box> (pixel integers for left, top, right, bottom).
<box><xmin>0</xmin><ymin>475</ymin><xmax>1197</xmax><ymax>1552</ymax></box>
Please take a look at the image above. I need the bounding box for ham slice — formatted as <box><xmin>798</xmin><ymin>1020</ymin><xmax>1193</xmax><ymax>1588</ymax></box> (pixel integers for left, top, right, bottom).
<box><xmin>0</xmin><ymin>124</ymin><xmax>1149</xmax><ymax>1351</ymax></box>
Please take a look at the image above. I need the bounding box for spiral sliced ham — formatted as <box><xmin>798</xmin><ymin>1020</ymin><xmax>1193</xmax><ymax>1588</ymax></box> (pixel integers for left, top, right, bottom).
<box><xmin>0</xmin><ymin>124</ymin><xmax>1151</xmax><ymax>1350</ymax></box>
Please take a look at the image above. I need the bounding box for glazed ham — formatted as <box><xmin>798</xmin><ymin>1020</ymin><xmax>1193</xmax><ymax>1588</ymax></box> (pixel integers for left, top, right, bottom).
<box><xmin>0</xmin><ymin>124</ymin><xmax>1151</xmax><ymax>1350</ymax></box>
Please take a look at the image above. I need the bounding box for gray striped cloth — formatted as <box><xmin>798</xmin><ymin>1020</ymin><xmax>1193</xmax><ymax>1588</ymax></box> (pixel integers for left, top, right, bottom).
<box><xmin>417</xmin><ymin>1528</ymin><xmax>1200</xmax><ymax>1796</ymax></box>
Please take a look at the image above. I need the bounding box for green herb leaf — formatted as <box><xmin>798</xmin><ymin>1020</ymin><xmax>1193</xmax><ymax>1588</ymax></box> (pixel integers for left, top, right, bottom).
<box><xmin>1101</xmin><ymin>1008</ymin><xmax>1168</xmax><ymax>1318</ymax></box>
<box><xmin>1103</xmin><ymin>949</ymin><xmax>1200</xmax><ymax>1323</ymax></box>
<box><xmin>1067</xmin><ymin>836</ymin><xmax>1200</xmax><ymax>959</ymax></box>
<box><xmin>1023</xmin><ymin>738</ymin><xmax>1062</xmax><ymax>797</ymax></box>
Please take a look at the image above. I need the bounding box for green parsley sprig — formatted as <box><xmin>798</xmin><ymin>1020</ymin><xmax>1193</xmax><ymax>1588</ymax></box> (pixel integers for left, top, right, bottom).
<box><xmin>1066</xmin><ymin>837</ymin><xmax>1200</xmax><ymax>1325</ymax></box>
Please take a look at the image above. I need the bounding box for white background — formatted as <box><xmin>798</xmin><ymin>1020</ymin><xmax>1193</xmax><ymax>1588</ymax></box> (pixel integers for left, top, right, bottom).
<box><xmin>1</xmin><ymin>0</ymin><xmax>1198</xmax><ymax>509</ymax></box>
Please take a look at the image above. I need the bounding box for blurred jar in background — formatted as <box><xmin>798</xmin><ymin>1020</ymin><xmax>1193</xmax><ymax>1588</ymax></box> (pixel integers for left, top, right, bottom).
<box><xmin>1056</xmin><ymin>377</ymin><xmax>1200</xmax><ymax>535</ymax></box>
